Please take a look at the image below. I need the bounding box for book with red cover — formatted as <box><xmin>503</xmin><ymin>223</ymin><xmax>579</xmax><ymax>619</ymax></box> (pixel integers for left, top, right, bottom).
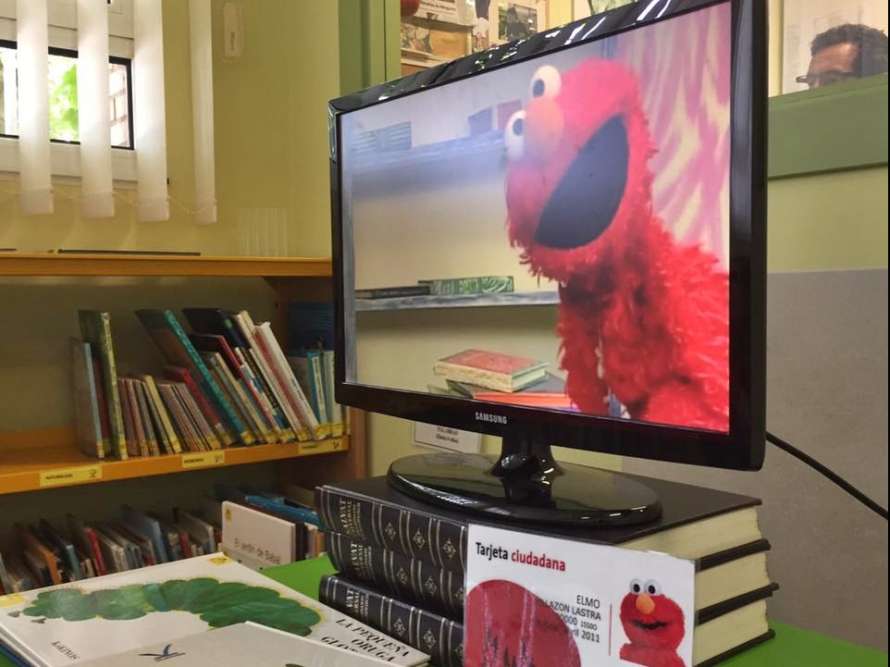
<box><xmin>433</xmin><ymin>349</ymin><xmax>548</xmax><ymax>392</ymax></box>
<box><xmin>472</xmin><ymin>392</ymin><xmax>575</xmax><ymax>409</ymax></box>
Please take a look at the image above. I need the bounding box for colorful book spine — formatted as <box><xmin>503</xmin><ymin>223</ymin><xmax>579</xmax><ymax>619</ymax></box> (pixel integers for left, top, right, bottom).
<box><xmin>136</xmin><ymin>310</ymin><xmax>253</xmax><ymax>445</ymax></box>
<box><xmin>141</xmin><ymin>375</ymin><xmax>182</xmax><ymax>454</ymax></box>
<box><xmin>321</xmin><ymin>350</ymin><xmax>344</xmax><ymax>436</ymax></box>
<box><xmin>316</xmin><ymin>485</ymin><xmax>467</xmax><ymax>574</ymax></box>
<box><xmin>77</xmin><ymin>311</ymin><xmax>128</xmax><ymax>459</ymax></box>
<box><xmin>164</xmin><ymin>366</ymin><xmax>233</xmax><ymax>446</ymax></box>
<box><xmin>307</xmin><ymin>350</ymin><xmax>329</xmax><ymax>424</ymax></box>
<box><xmin>327</xmin><ymin>531</ymin><xmax>464</xmax><ymax>619</ymax></box>
<box><xmin>320</xmin><ymin>574</ymin><xmax>464</xmax><ymax>667</ymax></box>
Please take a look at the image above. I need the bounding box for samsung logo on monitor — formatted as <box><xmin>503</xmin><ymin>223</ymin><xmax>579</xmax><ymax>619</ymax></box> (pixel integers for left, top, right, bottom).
<box><xmin>476</xmin><ymin>412</ymin><xmax>507</xmax><ymax>424</ymax></box>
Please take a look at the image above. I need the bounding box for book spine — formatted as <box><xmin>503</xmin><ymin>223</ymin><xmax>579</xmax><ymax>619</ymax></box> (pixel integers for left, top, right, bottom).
<box><xmin>161</xmin><ymin>311</ymin><xmax>254</xmax><ymax>444</ymax></box>
<box><xmin>236</xmin><ymin>347</ymin><xmax>295</xmax><ymax>441</ymax></box>
<box><xmin>317</xmin><ymin>486</ymin><xmax>468</xmax><ymax>575</ymax></box>
<box><xmin>327</xmin><ymin>531</ymin><xmax>464</xmax><ymax>619</ymax></box>
<box><xmin>321</xmin><ymin>350</ymin><xmax>343</xmax><ymax>436</ymax></box>
<box><xmin>232</xmin><ymin>313</ymin><xmax>309</xmax><ymax>441</ymax></box>
<box><xmin>80</xmin><ymin>312</ymin><xmax>128</xmax><ymax>459</ymax></box>
<box><xmin>134</xmin><ymin>380</ymin><xmax>161</xmax><ymax>457</ymax></box>
<box><xmin>143</xmin><ymin>375</ymin><xmax>182</xmax><ymax>454</ymax></box>
<box><xmin>320</xmin><ymin>574</ymin><xmax>464</xmax><ymax>667</ymax></box>
<box><xmin>118</xmin><ymin>378</ymin><xmax>139</xmax><ymax>457</ymax></box>
<box><xmin>169</xmin><ymin>367</ymin><xmax>234</xmax><ymax>447</ymax></box>
<box><xmin>307</xmin><ymin>350</ymin><xmax>329</xmax><ymax>424</ymax></box>
<box><xmin>255</xmin><ymin>322</ymin><xmax>326</xmax><ymax>438</ymax></box>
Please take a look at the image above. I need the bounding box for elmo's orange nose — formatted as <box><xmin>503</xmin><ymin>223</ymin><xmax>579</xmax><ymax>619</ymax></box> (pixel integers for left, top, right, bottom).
<box><xmin>524</xmin><ymin>97</ymin><xmax>563</xmax><ymax>161</ymax></box>
<box><xmin>635</xmin><ymin>593</ymin><xmax>656</xmax><ymax>615</ymax></box>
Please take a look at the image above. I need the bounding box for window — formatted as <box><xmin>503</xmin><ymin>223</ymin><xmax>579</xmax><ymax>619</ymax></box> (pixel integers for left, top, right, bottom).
<box><xmin>0</xmin><ymin>41</ymin><xmax>133</xmax><ymax>148</ymax></box>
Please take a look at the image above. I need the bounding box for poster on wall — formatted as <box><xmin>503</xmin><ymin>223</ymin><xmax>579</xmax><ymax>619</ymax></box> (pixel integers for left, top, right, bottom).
<box><xmin>489</xmin><ymin>0</ymin><xmax>547</xmax><ymax>44</ymax></box>
<box><xmin>782</xmin><ymin>0</ymin><xmax>889</xmax><ymax>93</ymax></box>
<box><xmin>465</xmin><ymin>525</ymin><xmax>696</xmax><ymax>667</ymax></box>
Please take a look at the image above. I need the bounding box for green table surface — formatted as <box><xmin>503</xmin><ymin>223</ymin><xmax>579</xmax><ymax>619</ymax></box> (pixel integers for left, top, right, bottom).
<box><xmin>2</xmin><ymin>556</ymin><xmax>887</xmax><ymax>666</ymax></box>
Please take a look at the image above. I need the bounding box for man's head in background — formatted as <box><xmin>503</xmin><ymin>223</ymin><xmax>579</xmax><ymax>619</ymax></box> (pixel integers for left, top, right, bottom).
<box><xmin>798</xmin><ymin>23</ymin><xmax>889</xmax><ymax>89</ymax></box>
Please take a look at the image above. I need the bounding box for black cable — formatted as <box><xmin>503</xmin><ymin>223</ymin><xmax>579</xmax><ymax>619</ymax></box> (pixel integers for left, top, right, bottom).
<box><xmin>767</xmin><ymin>431</ymin><xmax>888</xmax><ymax>520</ymax></box>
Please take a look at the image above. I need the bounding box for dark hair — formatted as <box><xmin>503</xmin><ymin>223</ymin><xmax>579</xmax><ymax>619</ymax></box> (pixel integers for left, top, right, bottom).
<box><xmin>811</xmin><ymin>23</ymin><xmax>889</xmax><ymax>77</ymax></box>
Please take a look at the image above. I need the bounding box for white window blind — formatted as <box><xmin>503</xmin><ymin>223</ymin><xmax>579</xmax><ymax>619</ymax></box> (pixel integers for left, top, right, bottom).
<box><xmin>189</xmin><ymin>0</ymin><xmax>216</xmax><ymax>224</ymax></box>
<box><xmin>16</xmin><ymin>0</ymin><xmax>53</xmax><ymax>215</ymax></box>
<box><xmin>133</xmin><ymin>0</ymin><xmax>168</xmax><ymax>222</ymax></box>
<box><xmin>77</xmin><ymin>0</ymin><xmax>114</xmax><ymax>218</ymax></box>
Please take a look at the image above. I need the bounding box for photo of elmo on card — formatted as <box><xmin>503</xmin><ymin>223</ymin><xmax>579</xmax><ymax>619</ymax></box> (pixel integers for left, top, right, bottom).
<box><xmin>346</xmin><ymin>4</ymin><xmax>731</xmax><ymax>436</ymax></box>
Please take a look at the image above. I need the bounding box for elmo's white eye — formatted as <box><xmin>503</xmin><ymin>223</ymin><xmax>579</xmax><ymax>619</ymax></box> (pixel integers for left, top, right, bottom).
<box><xmin>505</xmin><ymin>110</ymin><xmax>526</xmax><ymax>161</ymax></box>
<box><xmin>529</xmin><ymin>65</ymin><xmax>561</xmax><ymax>99</ymax></box>
<box><xmin>629</xmin><ymin>579</ymin><xmax>643</xmax><ymax>594</ymax></box>
<box><xmin>644</xmin><ymin>580</ymin><xmax>662</xmax><ymax>596</ymax></box>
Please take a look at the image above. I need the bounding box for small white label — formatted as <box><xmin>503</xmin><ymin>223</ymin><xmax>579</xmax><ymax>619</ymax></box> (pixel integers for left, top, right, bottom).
<box><xmin>413</xmin><ymin>422</ymin><xmax>482</xmax><ymax>454</ymax></box>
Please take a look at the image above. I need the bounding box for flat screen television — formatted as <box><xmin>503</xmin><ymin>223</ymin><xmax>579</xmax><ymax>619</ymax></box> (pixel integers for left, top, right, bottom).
<box><xmin>330</xmin><ymin>0</ymin><xmax>766</xmax><ymax>526</ymax></box>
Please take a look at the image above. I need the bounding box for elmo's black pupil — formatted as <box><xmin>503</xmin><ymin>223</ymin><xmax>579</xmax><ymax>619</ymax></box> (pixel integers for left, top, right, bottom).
<box><xmin>513</xmin><ymin>118</ymin><xmax>524</xmax><ymax>135</ymax></box>
<box><xmin>633</xmin><ymin>585</ymin><xmax>640</xmax><ymax>593</ymax></box>
<box><xmin>532</xmin><ymin>79</ymin><xmax>545</xmax><ymax>96</ymax></box>
<box><xmin>648</xmin><ymin>586</ymin><xmax>656</xmax><ymax>594</ymax></box>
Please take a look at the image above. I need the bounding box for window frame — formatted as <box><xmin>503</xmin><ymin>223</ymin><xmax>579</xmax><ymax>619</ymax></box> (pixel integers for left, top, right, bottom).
<box><xmin>0</xmin><ymin>39</ymin><xmax>135</xmax><ymax>151</ymax></box>
<box><xmin>0</xmin><ymin>0</ymin><xmax>137</xmax><ymax>182</ymax></box>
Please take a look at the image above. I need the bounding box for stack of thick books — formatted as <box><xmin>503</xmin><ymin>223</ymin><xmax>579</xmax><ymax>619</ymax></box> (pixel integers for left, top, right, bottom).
<box><xmin>316</xmin><ymin>476</ymin><xmax>778</xmax><ymax>667</ymax></box>
<box><xmin>429</xmin><ymin>349</ymin><xmax>574</xmax><ymax>410</ymax></box>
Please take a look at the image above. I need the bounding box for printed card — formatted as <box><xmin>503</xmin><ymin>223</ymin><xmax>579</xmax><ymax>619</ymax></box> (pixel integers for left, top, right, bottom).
<box><xmin>465</xmin><ymin>524</ymin><xmax>695</xmax><ymax>667</ymax></box>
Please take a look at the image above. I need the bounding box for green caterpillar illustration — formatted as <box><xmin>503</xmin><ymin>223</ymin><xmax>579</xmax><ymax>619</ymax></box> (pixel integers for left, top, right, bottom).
<box><xmin>12</xmin><ymin>578</ymin><xmax>321</xmax><ymax>636</ymax></box>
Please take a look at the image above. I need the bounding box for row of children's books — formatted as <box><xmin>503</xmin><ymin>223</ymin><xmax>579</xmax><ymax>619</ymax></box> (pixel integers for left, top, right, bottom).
<box><xmin>73</xmin><ymin>307</ymin><xmax>344</xmax><ymax>460</ymax></box>
<box><xmin>0</xmin><ymin>485</ymin><xmax>322</xmax><ymax>594</ymax></box>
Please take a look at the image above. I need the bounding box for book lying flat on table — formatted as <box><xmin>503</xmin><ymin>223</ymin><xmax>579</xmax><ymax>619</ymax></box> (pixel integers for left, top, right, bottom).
<box><xmin>418</xmin><ymin>275</ymin><xmax>514</xmax><ymax>296</ymax></box>
<box><xmin>433</xmin><ymin>349</ymin><xmax>548</xmax><ymax>392</ymax></box>
<box><xmin>0</xmin><ymin>554</ymin><xmax>428</xmax><ymax>667</ymax></box>
<box><xmin>355</xmin><ymin>285</ymin><xmax>432</xmax><ymax>299</ymax></box>
<box><xmin>77</xmin><ymin>621</ymin><xmax>404</xmax><ymax>667</ymax></box>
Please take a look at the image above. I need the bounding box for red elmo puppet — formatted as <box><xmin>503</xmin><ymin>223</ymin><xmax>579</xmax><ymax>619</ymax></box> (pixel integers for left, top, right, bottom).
<box><xmin>504</xmin><ymin>60</ymin><xmax>729</xmax><ymax>431</ymax></box>
<box><xmin>619</xmin><ymin>578</ymin><xmax>686</xmax><ymax>667</ymax></box>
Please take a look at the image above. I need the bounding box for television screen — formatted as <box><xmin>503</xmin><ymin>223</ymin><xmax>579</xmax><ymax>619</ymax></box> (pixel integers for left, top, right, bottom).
<box><xmin>339</xmin><ymin>2</ymin><xmax>733</xmax><ymax>435</ymax></box>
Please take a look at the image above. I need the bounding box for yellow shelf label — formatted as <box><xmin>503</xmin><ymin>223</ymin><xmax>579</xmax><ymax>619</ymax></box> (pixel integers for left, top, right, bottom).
<box><xmin>39</xmin><ymin>464</ymin><xmax>102</xmax><ymax>488</ymax></box>
<box><xmin>181</xmin><ymin>451</ymin><xmax>226</xmax><ymax>469</ymax></box>
<box><xmin>0</xmin><ymin>593</ymin><xmax>25</xmax><ymax>608</ymax></box>
<box><xmin>299</xmin><ymin>438</ymin><xmax>344</xmax><ymax>455</ymax></box>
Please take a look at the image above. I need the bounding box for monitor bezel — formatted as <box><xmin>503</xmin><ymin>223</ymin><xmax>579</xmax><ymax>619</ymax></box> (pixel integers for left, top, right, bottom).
<box><xmin>329</xmin><ymin>0</ymin><xmax>767</xmax><ymax>471</ymax></box>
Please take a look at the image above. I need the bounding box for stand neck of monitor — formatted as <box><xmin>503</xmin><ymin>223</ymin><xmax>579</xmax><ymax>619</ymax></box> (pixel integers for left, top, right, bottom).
<box><xmin>489</xmin><ymin>434</ymin><xmax>562</xmax><ymax>505</ymax></box>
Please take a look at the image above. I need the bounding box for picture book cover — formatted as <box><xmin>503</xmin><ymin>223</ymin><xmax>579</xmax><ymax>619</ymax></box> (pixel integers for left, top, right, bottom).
<box><xmin>220</xmin><ymin>502</ymin><xmax>296</xmax><ymax>569</ymax></box>
<box><xmin>0</xmin><ymin>554</ymin><xmax>428</xmax><ymax>667</ymax></box>
<box><xmin>77</xmin><ymin>621</ymin><xmax>414</xmax><ymax>667</ymax></box>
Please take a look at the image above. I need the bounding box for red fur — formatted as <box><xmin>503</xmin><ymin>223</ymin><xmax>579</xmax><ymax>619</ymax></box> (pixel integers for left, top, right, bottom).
<box><xmin>506</xmin><ymin>59</ymin><xmax>728</xmax><ymax>431</ymax></box>
<box><xmin>619</xmin><ymin>592</ymin><xmax>686</xmax><ymax>667</ymax></box>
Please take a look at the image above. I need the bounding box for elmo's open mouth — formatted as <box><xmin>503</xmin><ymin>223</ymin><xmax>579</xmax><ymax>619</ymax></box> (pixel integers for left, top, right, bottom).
<box><xmin>631</xmin><ymin>619</ymin><xmax>670</xmax><ymax>631</ymax></box>
<box><xmin>534</xmin><ymin>115</ymin><xmax>629</xmax><ymax>250</ymax></box>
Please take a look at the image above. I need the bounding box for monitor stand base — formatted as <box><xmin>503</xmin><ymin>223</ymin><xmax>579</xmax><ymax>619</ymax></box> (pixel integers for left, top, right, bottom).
<box><xmin>388</xmin><ymin>435</ymin><xmax>662</xmax><ymax>527</ymax></box>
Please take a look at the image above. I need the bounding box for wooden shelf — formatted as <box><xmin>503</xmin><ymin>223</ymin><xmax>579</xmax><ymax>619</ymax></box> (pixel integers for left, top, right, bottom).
<box><xmin>0</xmin><ymin>253</ymin><xmax>331</xmax><ymax>278</ymax></box>
<box><xmin>356</xmin><ymin>290</ymin><xmax>559</xmax><ymax>311</ymax></box>
<box><xmin>0</xmin><ymin>433</ymin><xmax>349</xmax><ymax>496</ymax></box>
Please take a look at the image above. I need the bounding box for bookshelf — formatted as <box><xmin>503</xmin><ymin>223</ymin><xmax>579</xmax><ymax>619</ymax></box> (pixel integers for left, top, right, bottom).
<box><xmin>0</xmin><ymin>253</ymin><xmax>366</xmax><ymax>497</ymax></box>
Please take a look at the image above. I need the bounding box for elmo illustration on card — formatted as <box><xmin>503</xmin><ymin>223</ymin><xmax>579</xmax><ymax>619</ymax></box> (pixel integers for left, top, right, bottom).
<box><xmin>619</xmin><ymin>579</ymin><xmax>687</xmax><ymax>667</ymax></box>
<box><xmin>465</xmin><ymin>525</ymin><xmax>696</xmax><ymax>667</ymax></box>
